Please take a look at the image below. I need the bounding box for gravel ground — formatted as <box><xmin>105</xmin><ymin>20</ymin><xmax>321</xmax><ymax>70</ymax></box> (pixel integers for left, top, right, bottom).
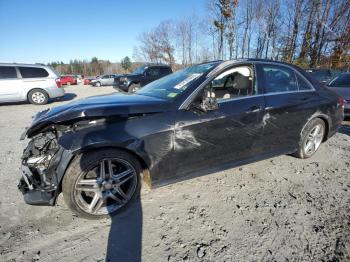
<box><xmin>0</xmin><ymin>85</ymin><xmax>349</xmax><ymax>261</ymax></box>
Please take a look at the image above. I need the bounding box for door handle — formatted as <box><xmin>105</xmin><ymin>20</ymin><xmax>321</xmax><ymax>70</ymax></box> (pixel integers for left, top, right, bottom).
<box><xmin>247</xmin><ymin>105</ymin><xmax>262</xmax><ymax>113</ymax></box>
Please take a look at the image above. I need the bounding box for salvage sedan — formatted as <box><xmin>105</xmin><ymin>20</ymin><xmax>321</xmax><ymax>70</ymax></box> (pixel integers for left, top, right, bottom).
<box><xmin>18</xmin><ymin>59</ymin><xmax>345</xmax><ymax>218</ymax></box>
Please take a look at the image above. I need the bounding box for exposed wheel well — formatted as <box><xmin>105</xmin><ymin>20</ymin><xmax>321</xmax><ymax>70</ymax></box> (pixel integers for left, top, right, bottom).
<box><xmin>75</xmin><ymin>146</ymin><xmax>148</xmax><ymax>171</ymax></box>
<box><xmin>315</xmin><ymin>116</ymin><xmax>329</xmax><ymax>142</ymax></box>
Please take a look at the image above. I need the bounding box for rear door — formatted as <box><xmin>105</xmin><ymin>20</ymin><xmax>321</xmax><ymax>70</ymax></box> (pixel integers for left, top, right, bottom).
<box><xmin>0</xmin><ymin>66</ymin><xmax>21</xmax><ymax>101</ymax></box>
<box><xmin>18</xmin><ymin>67</ymin><xmax>51</xmax><ymax>99</ymax></box>
<box><xmin>256</xmin><ymin>63</ymin><xmax>317</xmax><ymax>153</ymax></box>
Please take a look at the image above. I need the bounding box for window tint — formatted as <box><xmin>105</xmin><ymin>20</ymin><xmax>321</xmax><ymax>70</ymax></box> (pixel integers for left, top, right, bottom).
<box><xmin>160</xmin><ymin>67</ymin><xmax>171</xmax><ymax>75</ymax></box>
<box><xmin>329</xmin><ymin>74</ymin><xmax>350</xmax><ymax>87</ymax></box>
<box><xmin>208</xmin><ymin>65</ymin><xmax>255</xmax><ymax>101</ymax></box>
<box><xmin>146</xmin><ymin>68</ymin><xmax>160</xmax><ymax>77</ymax></box>
<box><xmin>19</xmin><ymin>67</ymin><xmax>49</xmax><ymax>78</ymax></box>
<box><xmin>296</xmin><ymin>74</ymin><xmax>313</xmax><ymax>90</ymax></box>
<box><xmin>0</xmin><ymin>66</ymin><xmax>17</xmax><ymax>79</ymax></box>
<box><xmin>261</xmin><ymin>65</ymin><xmax>298</xmax><ymax>93</ymax></box>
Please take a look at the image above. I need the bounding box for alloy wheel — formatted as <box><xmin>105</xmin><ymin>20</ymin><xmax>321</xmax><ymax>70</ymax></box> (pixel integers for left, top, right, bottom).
<box><xmin>303</xmin><ymin>124</ymin><xmax>324</xmax><ymax>156</ymax></box>
<box><xmin>74</xmin><ymin>158</ymin><xmax>137</xmax><ymax>215</ymax></box>
<box><xmin>31</xmin><ymin>92</ymin><xmax>46</xmax><ymax>104</ymax></box>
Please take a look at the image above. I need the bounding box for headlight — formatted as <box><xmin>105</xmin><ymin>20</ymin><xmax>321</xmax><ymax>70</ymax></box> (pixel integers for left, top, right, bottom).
<box><xmin>120</xmin><ymin>77</ymin><xmax>127</xmax><ymax>82</ymax></box>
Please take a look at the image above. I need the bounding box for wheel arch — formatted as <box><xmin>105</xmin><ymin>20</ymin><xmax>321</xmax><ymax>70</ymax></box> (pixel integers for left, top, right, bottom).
<box><xmin>27</xmin><ymin>88</ymin><xmax>50</xmax><ymax>100</ymax></box>
<box><xmin>303</xmin><ymin>112</ymin><xmax>330</xmax><ymax>142</ymax></box>
<box><xmin>128</xmin><ymin>81</ymin><xmax>140</xmax><ymax>87</ymax></box>
<box><xmin>56</xmin><ymin>144</ymin><xmax>152</xmax><ymax>196</ymax></box>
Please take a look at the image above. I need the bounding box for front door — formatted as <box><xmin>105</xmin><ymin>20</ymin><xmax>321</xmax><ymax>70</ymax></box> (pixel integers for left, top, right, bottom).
<box><xmin>0</xmin><ymin>66</ymin><xmax>21</xmax><ymax>101</ymax></box>
<box><xmin>172</xmin><ymin>64</ymin><xmax>265</xmax><ymax>178</ymax></box>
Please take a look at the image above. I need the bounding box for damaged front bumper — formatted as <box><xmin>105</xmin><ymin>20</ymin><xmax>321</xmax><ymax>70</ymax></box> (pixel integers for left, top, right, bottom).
<box><xmin>18</xmin><ymin>130</ymin><xmax>72</xmax><ymax>206</ymax></box>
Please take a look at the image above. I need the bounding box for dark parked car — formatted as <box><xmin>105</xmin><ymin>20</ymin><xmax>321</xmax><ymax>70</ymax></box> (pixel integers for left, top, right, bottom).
<box><xmin>114</xmin><ymin>64</ymin><xmax>172</xmax><ymax>93</ymax></box>
<box><xmin>18</xmin><ymin>59</ymin><xmax>344</xmax><ymax>218</ymax></box>
<box><xmin>326</xmin><ymin>73</ymin><xmax>350</xmax><ymax>117</ymax></box>
<box><xmin>306</xmin><ymin>69</ymin><xmax>333</xmax><ymax>83</ymax></box>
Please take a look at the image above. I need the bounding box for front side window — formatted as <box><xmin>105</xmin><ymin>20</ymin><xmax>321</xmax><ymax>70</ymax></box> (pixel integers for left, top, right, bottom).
<box><xmin>0</xmin><ymin>66</ymin><xmax>17</xmax><ymax>79</ymax></box>
<box><xmin>207</xmin><ymin>65</ymin><xmax>255</xmax><ymax>101</ymax></box>
<box><xmin>260</xmin><ymin>64</ymin><xmax>298</xmax><ymax>93</ymax></box>
<box><xmin>328</xmin><ymin>74</ymin><xmax>350</xmax><ymax>87</ymax></box>
<box><xmin>19</xmin><ymin>67</ymin><xmax>49</xmax><ymax>78</ymax></box>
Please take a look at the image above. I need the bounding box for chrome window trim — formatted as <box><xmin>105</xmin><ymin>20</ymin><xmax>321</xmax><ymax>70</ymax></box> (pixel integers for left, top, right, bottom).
<box><xmin>217</xmin><ymin>90</ymin><xmax>316</xmax><ymax>104</ymax></box>
<box><xmin>179</xmin><ymin>60</ymin><xmax>316</xmax><ymax>110</ymax></box>
<box><xmin>255</xmin><ymin>61</ymin><xmax>315</xmax><ymax>92</ymax></box>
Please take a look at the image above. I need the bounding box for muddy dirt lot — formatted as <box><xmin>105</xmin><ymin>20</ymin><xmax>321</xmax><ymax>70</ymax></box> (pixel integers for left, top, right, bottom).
<box><xmin>0</xmin><ymin>85</ymin><xmax>349</xmax><ymax>261</ymax></box>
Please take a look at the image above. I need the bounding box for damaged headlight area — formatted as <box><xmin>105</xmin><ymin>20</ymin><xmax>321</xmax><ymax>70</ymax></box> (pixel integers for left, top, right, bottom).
<box><xmin>18</xmin><ymin>127</ymin><xmax>62</xmax><ymax>205</ymax></box>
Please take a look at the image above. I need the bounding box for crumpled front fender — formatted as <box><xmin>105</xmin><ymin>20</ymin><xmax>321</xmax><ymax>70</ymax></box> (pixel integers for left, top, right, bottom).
<box><xmin>57</xmin><ymin>125</ymin><xmax>152</xmax><ymax>169</ymax></box>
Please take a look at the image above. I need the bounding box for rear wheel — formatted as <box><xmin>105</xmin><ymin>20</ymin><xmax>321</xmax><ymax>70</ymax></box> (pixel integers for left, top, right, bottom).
<box><xmin>28</xmin><ymin>89</ymin><xmax>49</xmax><ymax>105</ymax></box>
<box><xmin>293</xmin><ymin>118</ymin><xmax>325</xmax><ymax>159</ymax></box>
<box><xmin>128</xmin><ymin>84</ymin><xmax>140</xmax><ymax>93</ymax></box>
<box><xmin>62</xmin><ymin>149</ymin><xmax>141</xmax><ymax>219</ymax></box>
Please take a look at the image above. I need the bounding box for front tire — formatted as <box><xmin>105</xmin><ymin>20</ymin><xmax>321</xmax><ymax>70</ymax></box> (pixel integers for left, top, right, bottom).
<box><xmin>128</xmin><ymin>84</ymin><xmax>140</xmax><ymax>93</ymax></box>
<box><xmin>95</xmin><ymin>81</ymin><xmax>101</xmax><ymax>87</ymax></box>
<box><xmin>28</xmin><ymin>89</ymin><xmax>49</xmax><ymax>105</ymax></box>
<box><xmin>62</xmin><ymin>149</ymin><xmax>142</xmax><ymax>219</ymax></box>
<box><xmin>293</xmin><ymin>118</ymin><xmax>325</xmax><ymax>159</ymax></box>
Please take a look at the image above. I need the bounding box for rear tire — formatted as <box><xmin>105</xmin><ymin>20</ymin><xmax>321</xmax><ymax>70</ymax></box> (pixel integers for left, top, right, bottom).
<box><xmin>293</xmin><ymin>118</ymin><xmax>325</xmax><ymax>159</ymax></box>
<box><xmin>62</xmin><ymin>149</ymin><xmax>142</xmax><ymax>219</ymax></box>
<box><xmin>128</xmin><ymin>84</ymin><xmax>140</xmax><ymax>93</ymax></box>
<box><xmin>28</xmin><ymin>89</ymin><xmax>49</xmax><ymax>105</ymax></box>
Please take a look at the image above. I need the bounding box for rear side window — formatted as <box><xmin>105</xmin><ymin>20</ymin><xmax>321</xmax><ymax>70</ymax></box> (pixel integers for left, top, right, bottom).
<box><xmin>260</xmin><ymin>64</ymin><xmax>298</xmax><ymax>93</ymax></box>
<box><xmin>160</xmin><ymin>67</ymin><xmax>172</xmax><ymax>75</ymax></box>
<box><xmin>0</xmin><ymin>66</ymin><xmax>17</xmax><ymax>79</ymax></box>
<box><xmin>19</xmin><ymin>67</ymin><xmax>49</xmax><ymax>78</ymax></box>
<box><xmin>329</xmin><ymin>74</ymin><xmax>350</xmax><ymax>87</ymax></box>
<box><xmin>146</xmin><ymin>68</ymin><xmax>160</xmax><ymax>77</ymax></box>
<box><xmin>296</xmin><ymin>74</ymin><xmax>313</xmax><ymax>90</ymax></box>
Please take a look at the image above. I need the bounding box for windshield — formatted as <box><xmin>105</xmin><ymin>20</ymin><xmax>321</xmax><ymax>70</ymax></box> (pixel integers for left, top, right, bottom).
<box><xmin>132</xmin><ymin>66</ymin><xmax>145</xmax><ymax>75</ymax></box>
<box><xmin>136</xmin><ymin>62</ymin><xmax>219</xmax><ymax>100</ymax></box>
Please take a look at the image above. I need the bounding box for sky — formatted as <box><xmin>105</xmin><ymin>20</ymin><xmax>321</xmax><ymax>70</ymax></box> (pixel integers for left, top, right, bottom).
<box><xmin>0</xmin><ymin>0</ymin><xmax>206</xmax><ymax>64</ymax></box>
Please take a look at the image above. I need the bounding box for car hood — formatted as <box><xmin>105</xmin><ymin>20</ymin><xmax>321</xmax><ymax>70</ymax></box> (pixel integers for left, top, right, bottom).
<box><xmin>24</xmin><ymin>93</ymin><xmax>171</xmax><ymax>138</ymax></box>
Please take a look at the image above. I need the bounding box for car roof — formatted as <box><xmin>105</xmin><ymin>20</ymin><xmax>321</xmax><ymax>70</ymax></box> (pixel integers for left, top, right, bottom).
<box><xmin>0</xmin><ymin>62</ymin><xmax>48</xmax><ymax>68</ymax></box>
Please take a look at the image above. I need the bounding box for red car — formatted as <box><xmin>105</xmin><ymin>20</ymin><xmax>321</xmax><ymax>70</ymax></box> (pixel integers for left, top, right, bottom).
<box><xmin>61</xmin><ymin>75</ymin><xmax>76</xmax><ymax>85</ymax></box>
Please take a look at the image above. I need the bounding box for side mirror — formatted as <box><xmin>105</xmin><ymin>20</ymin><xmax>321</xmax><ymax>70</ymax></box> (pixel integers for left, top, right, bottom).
<box><xmin>202</xmin><ymin>96</ymin><xmax>219</xmax><ymax>111</ymax></box>
<box><xmin>191</xmin><ymin>96</ymin><xmax>218</xmax><ymax>112</ymax></box>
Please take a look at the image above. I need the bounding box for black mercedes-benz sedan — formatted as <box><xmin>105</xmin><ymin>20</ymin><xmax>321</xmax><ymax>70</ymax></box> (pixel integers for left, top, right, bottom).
<box><xmin>18</xmin><ymin>59</ymin><xmax>345</xmax><ymax>218</ymax></box>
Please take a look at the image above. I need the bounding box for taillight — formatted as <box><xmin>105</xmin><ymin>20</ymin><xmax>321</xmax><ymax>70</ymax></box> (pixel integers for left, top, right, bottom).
<box><xmin>337</xmin><ymin>96</ymin><xmax>346</xmax><ymax>108</ymax></box>
<box><xmin>55</xmin><ymin>78</ymin><xmax>62</xmax><ymax>88</ymax></box>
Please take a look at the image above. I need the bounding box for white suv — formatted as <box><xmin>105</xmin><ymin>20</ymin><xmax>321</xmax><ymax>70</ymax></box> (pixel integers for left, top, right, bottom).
<box><xmin>0</xmin><ymin>63</ymin><xmax>65</xmax><ymax>105</ymax></box>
